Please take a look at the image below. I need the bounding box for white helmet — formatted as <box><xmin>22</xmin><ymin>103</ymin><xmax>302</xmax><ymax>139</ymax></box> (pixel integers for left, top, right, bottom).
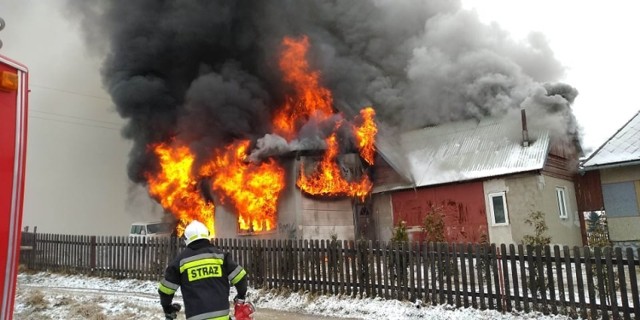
<box><xmin>183</xmin><ymin>220</ymin><xmax>210</xmax><ymax>246</ymax></box>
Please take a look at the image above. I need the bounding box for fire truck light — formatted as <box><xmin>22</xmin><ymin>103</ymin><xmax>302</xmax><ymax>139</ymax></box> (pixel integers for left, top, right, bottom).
<box><xmin>0</xmin><ymin>71</ymin><xmax>18</xmax><ymax>91</ymax></box>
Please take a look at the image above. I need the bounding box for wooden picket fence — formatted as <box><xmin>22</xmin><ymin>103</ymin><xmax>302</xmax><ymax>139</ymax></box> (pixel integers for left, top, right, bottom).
<box><xmin>19</xmin><ymin>232</ymin><xmax>640</xmax><ymax>320</ymax></box>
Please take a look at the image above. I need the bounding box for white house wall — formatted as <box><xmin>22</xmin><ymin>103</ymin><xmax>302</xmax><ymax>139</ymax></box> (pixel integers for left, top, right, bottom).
<box><xmin>483</xmin><ymin>173</ymin><xmax>582</xmax><ymax>247</ymax></box>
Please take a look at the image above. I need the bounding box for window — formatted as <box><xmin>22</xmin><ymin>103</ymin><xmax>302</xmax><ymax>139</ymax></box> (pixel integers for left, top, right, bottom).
<box><xmin>488</xmin><ymin>192</ymin><xmax>509</xmax><ymax>225</ymax></box>
<box><xmin>556</xmin><ymin>187</ymin><xmax>568</xmax><ymax>219</ymax></box>
<box><xmin>602</xmin><ymin>182</ymin><xmax>640</xmax><ymax>217</ymax></box>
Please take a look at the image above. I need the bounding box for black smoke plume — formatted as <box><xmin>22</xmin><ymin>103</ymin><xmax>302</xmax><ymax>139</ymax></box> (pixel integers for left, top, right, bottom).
<box><xmin>65</xmin><ymin>0</ymin><xmax>580</xmax><ymax>183</ymax></box>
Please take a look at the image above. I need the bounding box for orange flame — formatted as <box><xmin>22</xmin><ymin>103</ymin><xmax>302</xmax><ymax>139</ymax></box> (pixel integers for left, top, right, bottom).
<box><xmin>200</xmin><ymin>140</ymin><xmax>286</xmax><ymax>233</ymax></box>
<box><xmin>146</xmin><ymin>143</ymin><xmax>215</xmax><ymax>237</ymax></box>
<box><xmin>273</xmin><ymin>36</ymin><xmax>334</xmax><ymax>140</ymax></box>
<box><xmin>354</xmin><ymin>107</ymin><xmax>377</xmax><ymax>165</ymax></box>
<box><xmin>297</xmin><ymin>132</ymin><xmax>373</xmax><ymax>200</ymax></box>
<box><xmin>145</xmin><ymin>35</ymin><xmax>378</xmax><ymax>237</ymax></box>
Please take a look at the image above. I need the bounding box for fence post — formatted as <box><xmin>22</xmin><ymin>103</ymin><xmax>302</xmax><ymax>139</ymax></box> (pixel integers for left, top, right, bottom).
<box><xmin>496</xmin><ymin>244</ymin><xmax>507</xmax><ymax>313</ymax></box>
<box><xmin>90</xmin><ymin>236</ymin><xmax>96</xmax><ymax>275</ymax></box>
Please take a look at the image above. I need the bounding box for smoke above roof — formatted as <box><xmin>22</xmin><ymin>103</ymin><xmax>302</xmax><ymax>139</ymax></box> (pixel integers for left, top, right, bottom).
<box><xmin>65</xmin><ymin>0</ymin><xmax>579</xmax><ymax>183</ymax></box>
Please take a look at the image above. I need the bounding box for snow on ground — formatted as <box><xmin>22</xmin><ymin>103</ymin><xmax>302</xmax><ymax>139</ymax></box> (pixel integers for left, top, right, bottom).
<box><xmin>15</xmin><ymin>271</ymin><xmax>575</xmax><ymax>319</ymax></box>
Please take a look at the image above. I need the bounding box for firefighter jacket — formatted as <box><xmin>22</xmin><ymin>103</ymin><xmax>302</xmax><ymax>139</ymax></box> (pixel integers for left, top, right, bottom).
<box><xmin>158</xmin><ymin>239</ymin><xmax>248</xmax><ymax>320</ymax></box>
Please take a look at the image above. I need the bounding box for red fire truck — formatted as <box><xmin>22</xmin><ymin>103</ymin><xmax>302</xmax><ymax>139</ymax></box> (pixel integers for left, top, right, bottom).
<box><xmin>0</xmin><ymin>54</ymin><xmax>28</xmax><ymax>319</ymax></box>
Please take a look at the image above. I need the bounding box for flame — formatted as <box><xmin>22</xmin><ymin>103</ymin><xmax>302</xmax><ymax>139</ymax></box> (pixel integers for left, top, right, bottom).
<box><xmin>146</xmin><ymin>143</ymin><xmax>215</xmax><ymax>237</ymax></box>
<box><xmin>297</xmin><ymin>132</ymin><xmax>373</xmax><ymax>200</ymax></box>
<box><xmin>354</xmin><ymin>107</ymin><xmax>377</xmax><ymax>165</ymax></box>
<box><xmin>273</xmin><ymin>36</ymin><xmax>334</xmax><ymax>140</ymax></box>
<box><xmin>144</xmin><ymin>35</ymin><xmax>378</xmax><ymax>237</ymax></box>
<box><xmin>200</xmin><ymin>140</ymin><xmax>286</xmax><ymax>233</ymax></box>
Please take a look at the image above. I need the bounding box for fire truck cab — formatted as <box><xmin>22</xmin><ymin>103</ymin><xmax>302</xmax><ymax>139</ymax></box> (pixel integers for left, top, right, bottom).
<box><xmin>0</xmin><ymin>54</ymin><xmax>29</xmax><ymax>319</ymax></box>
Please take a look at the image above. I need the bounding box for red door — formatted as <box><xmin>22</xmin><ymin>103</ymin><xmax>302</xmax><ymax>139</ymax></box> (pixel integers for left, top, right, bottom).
<box><xmin>0</xmin><ymin>55</ymin><xmax>28</xmax><ymax>320</ymax></box>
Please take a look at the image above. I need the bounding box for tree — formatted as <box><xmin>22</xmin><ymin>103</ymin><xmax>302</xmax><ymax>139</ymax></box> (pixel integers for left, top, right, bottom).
<box><xmin>421</xmin><ymin>207</ymin><xmax>446</xmax><ymax>243</ymax></box>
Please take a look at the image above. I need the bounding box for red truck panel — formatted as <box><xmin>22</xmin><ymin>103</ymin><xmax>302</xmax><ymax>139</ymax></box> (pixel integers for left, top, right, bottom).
<box><xmin>0</xmin><ymin>55</ymin><xmax>28</xmax><ymax>320</ymax></box>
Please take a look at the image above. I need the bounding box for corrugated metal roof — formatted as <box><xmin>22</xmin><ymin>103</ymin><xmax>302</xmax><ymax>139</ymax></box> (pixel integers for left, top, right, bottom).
<box><xmin>374</xmin><ymin>116</ymin><xmax>550</xmax><ymax>192</ymax></box>
<box><xmin>582</xmin><ymin>110</ymin><xmax>640</xmax><ymax>169</ymax></box>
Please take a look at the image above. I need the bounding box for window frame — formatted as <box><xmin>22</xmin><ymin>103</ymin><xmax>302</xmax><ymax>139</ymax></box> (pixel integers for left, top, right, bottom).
<box><xmin>488</xmin><ymin>191</ymin><xmax>510</xmax><ymax>226</ymax></box>
<box><xmin>556</xmin><ymin>187</ymin><xmax>568</xmax><ymax>219</ymax></box>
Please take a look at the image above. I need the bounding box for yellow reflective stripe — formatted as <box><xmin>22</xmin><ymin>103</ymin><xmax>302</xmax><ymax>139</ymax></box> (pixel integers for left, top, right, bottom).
<box><xmin>188</xmin><ymin>233</ymin><xmax>208</xmax><ymax>241</ymax></box>
<box><xmin>180</xmin><ymin>258</ymin><xmax>223</xmax><ymax>273</ymax></box>
<box><xmin>230</xmin><ymin>268</ymin><xmax>246</xmax><ymax>285</ymax></box>
<box><xmin>158</xmin><ymin>283</ymin><xmax>176</xmax><ymax>295</ymax></box>
<box><xmin>187</xmin><ymin>310</ymin><xmax>230</xmax><ymax>320</ymax></box>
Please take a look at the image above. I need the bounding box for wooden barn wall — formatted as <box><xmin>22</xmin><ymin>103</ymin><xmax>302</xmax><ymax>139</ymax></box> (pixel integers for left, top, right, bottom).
<box><xmin>574</xmin><ymin>170</ymin><xmax>604</xmax><ymax>212</ymax></box>
<box><xmin>542</xmin><ymin>138</ymin><xmax>580</xmax><ymax>181</ymax></box>
<box><xmin>391</xmin><ymin>181</ymin><xmax>488</xmax><ymax>243</ymax></box>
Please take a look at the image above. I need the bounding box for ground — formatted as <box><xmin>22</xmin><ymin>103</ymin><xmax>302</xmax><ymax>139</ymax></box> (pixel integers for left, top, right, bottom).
<box><xmin>14</xmin><ymin>272</ymin><xmax>573</xmax><ymax>319</ymax></box>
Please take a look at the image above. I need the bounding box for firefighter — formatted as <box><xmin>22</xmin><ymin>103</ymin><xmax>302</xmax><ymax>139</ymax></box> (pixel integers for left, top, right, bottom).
<box><xmin>158</xmin><ymin>220</ymin><xmax>254</xmax><ymax>320</ymax></box>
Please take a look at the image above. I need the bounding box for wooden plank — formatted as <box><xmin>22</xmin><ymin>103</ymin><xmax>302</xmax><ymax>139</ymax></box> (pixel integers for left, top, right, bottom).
<box><xmin>303</xmin><ymin>240</ymin><xmax>309</xmax><ymax>292</ymax></box>
<box><xmin>604</xmin><ymin>247</ymin><xmax>618</xmax><ymax>318</ymax></box>
<box><xmin>627</xmin><ymin>248</ymin><xmax>639</xmax><ymax>320</ymax></box>
<box><xmin>320</xmin><ymin>240</ymin><xmax>327</xmax><ymax>295</ymax></box>
<box><xmin>615</xmin><ymin>247</ymin><xmax>630</xmax><ymax>320</ymax></box>
<box><xmin>344</xmin><ymin>241</ymin><xmax>352</xmax><ymax>297</ymax></box>
<box><xmin>408</xmin><ymin>241</ymin><xmax>416</xmax><ymax>301</ymax></box>
<box><xmin>382</xmin><ymin>241</ymin><xmax>389</xmax><ymax>299</ymax></box>
<box><xmin>429</xmin><ymin>242</ymin><xmax>440</xmax><ymax>305</ymax></box>
<box><xmin>545</xmin><ymin>245</ymin><xmax>556</xmax><ymax>315</ymax></box>
<box><xmin>396</xmin><ymin>242</ymin><xmax>404</xmax><ymax>301</ymax></box>
<box><xmin>437</xmin><ymin>243</ymin><xmax>445</xmax><ymax>305</ymax></box>
<box><xmin>328</xmin><ymin>240</ymin><xmax>335</xmax><ymax>295</ymax></box>
<box><xmin>460</xmin><ymin>243</ymin><xmax>469</xmax><ymax>308</ymax></box>
<box><xmin>468</xmin><ymin>243</ymin><xmax>477</xmax><ymax>309</ymax></box>
<box><xmin>500</xmin><ymin>244</ymin><xmax>511</xmax><ymax>312</ymax></box>
<box><xmin>593</xmin><ymin>247</ymin><xmax>609</xmax><ymax>320</ymax></box>
<box><xmin>584</xmin><ymin>248</ymin><xmax>598</xmax><ymax>318</ymax></box>
<box><xmin>445</xmin><ymin>243</ymin><xmax>453</xmax><ymax>306</ymax></box>
<box><xmin>509</xmin><ymin>244</ymin><xmax>520</xmax><ymax>311</ymax></box>
<box><xmin>490</xmin><ymin>243</ymin><xmax>501</xmax><ymax>312</ymax></box>
<box><xmin>562</xmin><ymin>246</ymin><xmax>575</xmax><ymax>316</ymax></box>
<box><xmin>573</xmin><ymin>247</ymin><xmax>586</xmax><ymax>319</ymax></box>
<box><xmin>526</xmin><ymin>245</ymin><xmax>537</xmax><ymax>311</ymax></box>
<box><xmin>518</xmin><ymin>244</ymin><xmax>529</xmax><ymax>313</ymax></box>
<box><xmin>477</xmin><ymin>244</ymin><xmax>486</xmax><ymax>310</ymax></box>
<box><xmin>412</xmin><ymin>242</ymin><xmax>420</xmax><ymax>301</ymax></box>
<box><xmin>349</xmin><ymin>240</ymin><xmax>358</xmax><ymax>298</ymax></box>
<box><xmin>485</xmin><ymin>244</ymin><xmax>494</xmax><ymax>311</ymax></box>
<box><xmin>338</xmin><ymin>239</ymin><xmax>344</xmax><ymax>295</ymax></box>
<box><xmin>536</xmin><ymin>245</ymin><xmax>547</xmax><ymax>314</ymax></box>
<box><xmin>453</xmin><ymin>243</ymin><xmax>461</xmax><ymax>308</ymax></box>
<box><xmin>366</xmin><ymin>241</ymin><xmax>373</xmax><ymax>298</ymax></box>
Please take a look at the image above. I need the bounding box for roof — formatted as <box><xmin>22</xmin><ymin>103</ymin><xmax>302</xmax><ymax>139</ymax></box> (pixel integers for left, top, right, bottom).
<box><xmin>374</xmin><ymin>116</ymin><xmax>551</xmax><ymax>193</ymax></box>
<box><xmin>581</xmin><ymin>110</ymin><xmax>640</xmax><ymax>170</ymax></box>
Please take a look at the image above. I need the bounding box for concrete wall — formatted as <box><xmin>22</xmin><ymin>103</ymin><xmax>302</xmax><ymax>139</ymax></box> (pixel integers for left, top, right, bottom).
<box><xmin>483</xmin><ymin>173</ymin><xmax>583</xmax><ymax>247</ymax></box>
<box><xmin>599</xmin><ymin>165</ymin><xmax>640</xmax><ymax>242</ymax></box>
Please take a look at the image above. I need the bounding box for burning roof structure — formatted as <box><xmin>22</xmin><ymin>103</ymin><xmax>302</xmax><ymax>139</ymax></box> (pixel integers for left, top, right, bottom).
<box><xmin>67</xmin><ymin>1</ymin><xmax>581</xmax><ymax>237</ymax></box>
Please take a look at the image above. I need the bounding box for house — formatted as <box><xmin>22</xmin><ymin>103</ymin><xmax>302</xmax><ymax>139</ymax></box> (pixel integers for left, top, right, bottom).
<box><xmin>370</xmin><ymin>110</ymin><xmax>584</xmax><ymax>246</ymax></box>
<box><xmin>580</xmin><ymin>110</ymin><xmax>640</xmax><ymax>251</ymax></box>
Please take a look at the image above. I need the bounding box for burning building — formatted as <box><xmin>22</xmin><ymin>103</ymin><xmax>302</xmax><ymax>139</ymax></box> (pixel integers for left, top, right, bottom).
<box><xmin>68</xmin><ymin>1</ymin><xmax>582</xmax><ymax>242</ymax></box>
